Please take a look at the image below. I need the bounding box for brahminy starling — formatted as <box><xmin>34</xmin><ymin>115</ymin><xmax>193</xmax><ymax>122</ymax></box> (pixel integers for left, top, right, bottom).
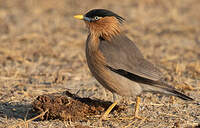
<box><xmin>74</xmin><ymin>9</ymin><xmax>193</xmax><ymax>119</ymax></box>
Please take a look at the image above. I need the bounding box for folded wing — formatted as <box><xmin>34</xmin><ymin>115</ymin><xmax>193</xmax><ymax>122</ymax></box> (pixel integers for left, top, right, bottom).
<box><xmin>99</xmin><ymin>34</ymin><xmax>163</xmax><ymax>81</ymax></box>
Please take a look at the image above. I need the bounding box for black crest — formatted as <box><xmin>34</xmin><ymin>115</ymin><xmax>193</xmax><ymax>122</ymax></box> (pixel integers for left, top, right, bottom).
<box><xmin>85</xmin><ymin>9</ymin><xmax>125</xmax><ymax>23</ymax></box>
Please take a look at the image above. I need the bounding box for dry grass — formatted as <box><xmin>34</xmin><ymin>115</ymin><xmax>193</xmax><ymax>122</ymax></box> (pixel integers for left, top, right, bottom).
<box><xmin>0</xmin><ymin>0</ymin><xmax>200</xmax><ymax>127</ymax></box>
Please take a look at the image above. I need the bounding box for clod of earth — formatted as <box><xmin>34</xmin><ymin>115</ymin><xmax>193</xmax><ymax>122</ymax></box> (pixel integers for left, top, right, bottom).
<box><xmin>32</xmin><ymin>91</ymin><xmax>124</xmax><ymax>121</ymax></box>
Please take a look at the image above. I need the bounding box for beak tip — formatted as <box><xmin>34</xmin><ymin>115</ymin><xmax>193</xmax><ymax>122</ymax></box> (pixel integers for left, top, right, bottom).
<box><xmin>74</xmin><ymin>15</ymin><xmax>84</xmax><ymax>20</ymax></box>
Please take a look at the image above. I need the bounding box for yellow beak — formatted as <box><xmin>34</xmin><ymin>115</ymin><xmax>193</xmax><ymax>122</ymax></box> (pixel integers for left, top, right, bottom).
<box><xmin>74</xmin><ymin>15</ymin><xmax>84</xmax><ymax>20</ymax></box>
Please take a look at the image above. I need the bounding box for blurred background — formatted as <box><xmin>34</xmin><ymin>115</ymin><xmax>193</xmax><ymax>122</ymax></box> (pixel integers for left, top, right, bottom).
<box><xmin>0</xmin><ymin>0</ymin><xmax>199</xmax><ymax>127</ymax></box>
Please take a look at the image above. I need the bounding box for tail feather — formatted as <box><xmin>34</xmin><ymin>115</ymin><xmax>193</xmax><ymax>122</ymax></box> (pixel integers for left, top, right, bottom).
<box><xmin>142</xmin><ymin>81</ymin><xmax>194</xmax><ymax>101</ymax></box>
<box><xmin>153</xmin><ymin>81</ymin><xmax>194</xmax><ymax>101</ymax></box>
<box><xmin>158</xmin><ymin>81</ymin><xmax>194</xmax><ymax>101</ymax></box>
<box><xmin>167</xmin><ymin>89</ymin><xmax>194</xmax><ymax>101</ymax></box>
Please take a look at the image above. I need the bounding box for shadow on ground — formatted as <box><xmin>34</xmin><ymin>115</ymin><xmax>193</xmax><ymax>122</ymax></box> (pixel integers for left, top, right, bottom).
<box><xmin>0</xmin><ymin>102</ymin><xmax>36</xmax><ymax>120</ymax></box>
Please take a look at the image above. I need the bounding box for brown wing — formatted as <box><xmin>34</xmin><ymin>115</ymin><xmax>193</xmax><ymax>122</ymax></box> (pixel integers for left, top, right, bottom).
<box><xmin>99</xmin><ymin>34</ymin><xmax>163</xmax><ymax>81</ymax></box>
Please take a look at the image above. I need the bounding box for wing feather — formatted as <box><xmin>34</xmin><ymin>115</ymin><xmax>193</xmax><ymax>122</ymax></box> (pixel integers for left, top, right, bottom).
<box><xmin>99</xmin><ymin>34</ymin><xmax>163</xmax><ymax>81</ymax></box>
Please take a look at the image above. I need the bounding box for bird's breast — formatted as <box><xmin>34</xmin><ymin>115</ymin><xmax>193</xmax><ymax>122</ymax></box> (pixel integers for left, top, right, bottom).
<box><xmin>85</xmin><ymin>34</ymin><xmax>118</xmax><ymax>93</ymax></box>
<box><xmin>86</xmin><ymin>35</ymin><xmax>106</xmax><ymax>78</ymax></box>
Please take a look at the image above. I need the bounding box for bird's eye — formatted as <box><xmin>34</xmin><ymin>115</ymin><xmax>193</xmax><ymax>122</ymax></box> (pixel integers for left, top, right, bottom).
<box><xmin>94</xmin><ymin>16</ymin><xmax>100</xmax><ymax>20</ymax></box>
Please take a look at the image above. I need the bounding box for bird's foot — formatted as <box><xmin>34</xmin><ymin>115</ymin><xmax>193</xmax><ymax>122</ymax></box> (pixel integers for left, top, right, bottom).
<box><xmin>114</xmin><ymin>96</ymin><xmax>144</xmax><ymax>121</ymax></box>
<box><xmin>119</xmin><ymin>115</ymin><xmax>143</xmax><ymax>120</ymax></box>
<box><xmin>134</xmin><ymin>114</ymin><xmax>143</xmax><ymax>120</ymax></box>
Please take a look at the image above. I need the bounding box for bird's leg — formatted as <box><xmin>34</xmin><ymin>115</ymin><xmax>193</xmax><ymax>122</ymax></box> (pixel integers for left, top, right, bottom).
<box><xmin>101</xmin><ymin>93</ymin><xmax>118</xmax><ymax>120</ymax></box>
<box><xmin>101</xmin><ymin>102</ymin><xmax>117</xmax><ymax>120</ymax></box>
<box><xmin>119</xmin><ymin>96</ymin><xmax>143</xmax><ymax>121</ymax></box>
<box><xmin>134</xmin><ymin>96</ymin><xmax>142</xmax><ymax>119</ymax></box>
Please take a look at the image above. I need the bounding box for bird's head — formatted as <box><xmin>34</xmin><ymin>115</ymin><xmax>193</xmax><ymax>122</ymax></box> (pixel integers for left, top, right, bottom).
<box><xmin>74</xmin><ymin>9</ymin><xmax>125</xmax><ymax>40</ymax></box>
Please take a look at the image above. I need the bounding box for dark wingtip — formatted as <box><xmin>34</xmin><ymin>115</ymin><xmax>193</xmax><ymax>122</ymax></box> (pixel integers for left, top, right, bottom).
<box><xmin>171</xmin><ymin>90</ymin><xmax>194</xmax><ymax>101</ymax></box>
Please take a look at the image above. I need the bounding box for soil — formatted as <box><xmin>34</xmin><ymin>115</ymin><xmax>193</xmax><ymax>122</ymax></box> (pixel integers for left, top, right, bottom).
<box><xmin>0</xmin><ymin>0</ymin><xmax>200</xmax><ymax>128</ymax></box>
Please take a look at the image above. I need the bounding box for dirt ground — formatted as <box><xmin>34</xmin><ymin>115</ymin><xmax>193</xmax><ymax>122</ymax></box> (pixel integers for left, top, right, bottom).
<box><xmin>0</xmin><ymin>0</ymin><xmax>200</xmax><ymax>127</ymax></box>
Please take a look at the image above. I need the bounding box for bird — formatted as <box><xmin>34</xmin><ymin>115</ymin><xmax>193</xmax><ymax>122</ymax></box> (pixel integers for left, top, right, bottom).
<box><xmin>74</xmin><ymin>9</ymin><xmax>194</xmax><ymax>119</ymax></box>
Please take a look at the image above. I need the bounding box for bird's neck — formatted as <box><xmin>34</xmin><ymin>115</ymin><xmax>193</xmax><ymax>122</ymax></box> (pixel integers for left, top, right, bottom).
<box><xmin>86</xmin><ymin>17</ymin><xmax>122</xmax><ymax>41</ymax></box>
<box><xmin>90</xmin><ymin>27</ymin><xmax>121</xmax><ymax>41</ymax></box>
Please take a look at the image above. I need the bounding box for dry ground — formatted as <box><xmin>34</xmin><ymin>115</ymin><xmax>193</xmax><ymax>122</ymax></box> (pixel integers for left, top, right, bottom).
<box><xmin>0</xmin><ymin>0</ymin><xmax>200</xmax><ymax>127</ymax></box>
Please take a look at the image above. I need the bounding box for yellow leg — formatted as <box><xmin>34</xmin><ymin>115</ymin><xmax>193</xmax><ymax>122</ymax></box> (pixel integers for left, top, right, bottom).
<box><xmin>170</xmin><ymin>96</ymin><xmax>175</xmax><ymax>104</ymax></box>
<box><xmin>134</xmin><ymin>96</ymin><xmax>142</xmax><ymax>119</ymax></box>
<box><xmin>101</xmin><ymin>101</ymin><xmax>117</xmax><ymax>120</ymax></box>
